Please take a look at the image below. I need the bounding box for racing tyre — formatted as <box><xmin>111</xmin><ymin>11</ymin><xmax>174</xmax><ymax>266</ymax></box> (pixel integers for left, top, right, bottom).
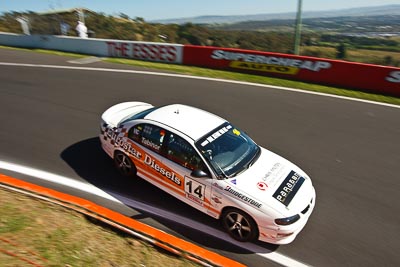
<box><xmin>114</xmin><ymin>151</ymin><xmax>137</xmax><ymax>177</ymax></box>
<box><xmin>222</xmin><ymin>208</ymin><xmax>258</xmax><ymax>242</ymax></box>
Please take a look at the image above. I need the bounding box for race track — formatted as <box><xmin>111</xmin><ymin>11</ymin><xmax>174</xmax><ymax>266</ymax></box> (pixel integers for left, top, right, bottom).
<box><xmin>1</xmin><ymin>48</ymin><xmax>399</xmax><ymax>266</ymax></box>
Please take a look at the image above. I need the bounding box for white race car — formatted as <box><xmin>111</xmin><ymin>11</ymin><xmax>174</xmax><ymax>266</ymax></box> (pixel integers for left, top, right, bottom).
<box><xmin>100</xmin><ymin>102</ymin><xmax>315</xmax><ymax>244</ymax></box>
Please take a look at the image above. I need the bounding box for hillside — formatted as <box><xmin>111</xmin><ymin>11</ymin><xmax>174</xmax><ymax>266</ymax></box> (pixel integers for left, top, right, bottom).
<box><xmin>213</xmin><ymin>14</ymin><xmax>400</xmax><ymax>36</ymax></box>
<box><xmin>0</xmin><ymin>7</ymin><xmax>399</xmax><ymax>66</ymax></box>
<box><xmin>152</xmin><ymin>4</ymin><xmax>400</xmax><ymax>25</ymax></box>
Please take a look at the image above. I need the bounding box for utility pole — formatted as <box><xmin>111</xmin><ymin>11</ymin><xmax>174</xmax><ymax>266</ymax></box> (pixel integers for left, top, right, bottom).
<box><xmin>294</xmin><ymin>0</ymin><xmax>303</xmax><ymax>55</ymax></box>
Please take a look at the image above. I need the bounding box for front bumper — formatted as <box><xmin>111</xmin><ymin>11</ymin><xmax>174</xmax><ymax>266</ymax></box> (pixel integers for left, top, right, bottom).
<box><xmin>258</xmin><ymin>186</ymin><xmax>316</xmax><ymax>245</ymax></box>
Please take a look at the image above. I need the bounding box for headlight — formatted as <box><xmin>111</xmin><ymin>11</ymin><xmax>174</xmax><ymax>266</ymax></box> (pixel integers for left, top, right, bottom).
<box><xmin>275</xmin><ymin>214</ymin><xmax>300</xmax><ymax>225</ymax></box>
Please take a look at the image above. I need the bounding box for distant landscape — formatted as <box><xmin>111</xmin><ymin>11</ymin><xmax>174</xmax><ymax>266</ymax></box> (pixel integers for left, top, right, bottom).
<box><xmin>152</xmin><ymin>5</ymin><xmax>400</xmax><ymax>26</ymax></box>
<box><xmin>212</xmin><ymin>15</ymin><xmax>400</xmax><ymax>37</ymax></box>
<box><xmin>1</xmin><ymin>5</ymin><xmax>399</xmax><ymax>66</ymax></box>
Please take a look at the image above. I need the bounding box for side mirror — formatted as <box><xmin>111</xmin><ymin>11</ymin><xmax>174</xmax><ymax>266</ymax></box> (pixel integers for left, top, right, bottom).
<box><xmin>191</xmin><ymin>169</ymin><xmax>210</xmax><ymax>178</ymax></box>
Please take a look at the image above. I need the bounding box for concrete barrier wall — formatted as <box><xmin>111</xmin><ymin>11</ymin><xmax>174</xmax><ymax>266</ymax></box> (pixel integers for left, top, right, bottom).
<box><xmin>0</xmin><ymin>33</ymin><xmax>183</xmax><ymax>64</ymax></box>
<box><xmin>1</xmin><ymin>32</ymin><xmax>399</xmax><ymax>96</ymax></box>
<box><xmin>0</xmin><ymin>32</ymin><xmax>37</xmax><ymax>48</ymax></box>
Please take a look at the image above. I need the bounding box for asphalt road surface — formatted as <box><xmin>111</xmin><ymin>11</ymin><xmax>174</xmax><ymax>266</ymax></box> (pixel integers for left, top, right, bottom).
<box><xmin>1</xmin><ymin>48</ymin><xmax>399</xmax><ymax>266</ymax></box>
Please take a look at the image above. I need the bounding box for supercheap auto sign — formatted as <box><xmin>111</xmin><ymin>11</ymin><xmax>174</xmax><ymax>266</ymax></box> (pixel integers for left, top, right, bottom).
<box><xmin>210</xmin><ymin>49</ymin><xmax>332</xmax><ymax>75</ymax></box>
<box><xmin>182</xmin><ymin>46</ymin><xmax>332</xmax><ymax>77</ymax></box>
<box><xmin>183</xmin><ymin>45</ymin><xmax>400</xmax><ymax>96</ymax></box>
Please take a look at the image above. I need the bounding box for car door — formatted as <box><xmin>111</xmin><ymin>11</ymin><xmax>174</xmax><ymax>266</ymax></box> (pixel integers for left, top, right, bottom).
<box><xmin>161</xmin><ymin>131</ymin><xmax>217</xmax><ymax>216</ymax></box>
<box><xmin>127</xmin><ymin>123</ymin><xmax>185</xmax><ymax>193</ymax></box>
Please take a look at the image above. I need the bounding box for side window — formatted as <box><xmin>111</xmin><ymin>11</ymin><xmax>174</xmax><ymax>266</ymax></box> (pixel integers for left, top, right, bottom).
<box><xmin>128</xmin><ymin>124</ymin><xmax>166</xmax><ymax>153</ymax></box>
<box><xmin>128</xmin><ymin>124</ymin><xmax>143</xmax><ymax>143</ymax></box>
<box><xmin>166</xmin><ymin>133</ymin><xmax>206</xmax><ymax>171</ymax></box>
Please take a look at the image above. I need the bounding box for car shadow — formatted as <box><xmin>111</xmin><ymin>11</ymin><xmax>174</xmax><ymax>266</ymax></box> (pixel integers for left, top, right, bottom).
<box><xmin>60</xmin><ymin>137</ymin><xmax>148</xmax><ymax>196</ymax></box>
<box><xmin>61</xmin><ymin>137</ymin><xmax>279</xmax><ymax>254</ymax></box>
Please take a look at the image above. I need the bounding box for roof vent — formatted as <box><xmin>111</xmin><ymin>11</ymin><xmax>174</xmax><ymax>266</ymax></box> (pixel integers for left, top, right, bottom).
<box><xmin>174</xmin><ymin>109</ymin><xmax>179</xmax><ymax>114</ymax></box>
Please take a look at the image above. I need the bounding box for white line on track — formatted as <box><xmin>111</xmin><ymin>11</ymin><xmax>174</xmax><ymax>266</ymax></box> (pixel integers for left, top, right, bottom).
<box><xmin>0</xmin><ymin>160</ymin><xmax>310</xmax><ymax>267</ymax></box>
<box><xmin>67</xmin><ymin>57</ymin><xmax>102</xmax><ymax>64</ymax></box>
<box><xmin>0</xmin><ymin>61</ymin><xmax>399</xmax><ymax>109</ymax></box>
<box><xmin>0</xmin><ymin>161</ymin><xmax>121</xmax><ymax>202</ymax></box>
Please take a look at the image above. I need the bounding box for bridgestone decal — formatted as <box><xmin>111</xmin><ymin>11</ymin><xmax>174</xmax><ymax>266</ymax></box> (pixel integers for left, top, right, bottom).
<box><xmin>224</xmin><ymin>186</ymin><xmax>262</xmax><ymax>208</ymax></box>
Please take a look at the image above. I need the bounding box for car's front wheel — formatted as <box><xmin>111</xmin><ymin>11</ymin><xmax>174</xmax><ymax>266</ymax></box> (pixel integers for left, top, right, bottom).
<box><xmin>114</xmin><ymin>151</ymin><xmax>137</xmax><ymax>177</ymax></box>
<box><xmin>222</xmin><ymin>208</ymin><xmax>258</xmax><ymax>242</ymax></box>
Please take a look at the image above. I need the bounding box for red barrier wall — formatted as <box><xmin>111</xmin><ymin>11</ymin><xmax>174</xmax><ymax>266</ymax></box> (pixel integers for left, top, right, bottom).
<box><xmin>183</xmin><ymin>45</ymin><xmax>400</xmax><ymax>97</ymax></box>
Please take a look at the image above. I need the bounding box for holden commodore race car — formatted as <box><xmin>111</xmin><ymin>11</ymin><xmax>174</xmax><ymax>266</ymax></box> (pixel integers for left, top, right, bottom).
<box><xmin>100</xmin><ymin>102</ymin><xmax>315</xmax><ymax>244</ymax></box>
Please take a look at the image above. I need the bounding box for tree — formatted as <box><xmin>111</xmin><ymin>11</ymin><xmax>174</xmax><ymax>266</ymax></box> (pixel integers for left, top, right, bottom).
<box><xmin>119</xmin><ymin>13</ymin><xmax>130</xmax><ymax>20</ymax></box>
<box><xmin>384</xmin><ymin>56</ymin><xmax>393</xmax><ymax>66</ymax></box>
<box><xmin>336</xmin><ymin>43</ymin><xmax>347</xmax><ymax>59</ymax></box>
<box><xmin>134</xmin><ymin>17</ymin><xmax>145</xmax><ymax>24</ymax></box>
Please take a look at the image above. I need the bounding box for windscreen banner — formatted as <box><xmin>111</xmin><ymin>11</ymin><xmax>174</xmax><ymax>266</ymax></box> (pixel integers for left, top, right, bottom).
<box><xmin>183</xmin><ymin>45</ymin><xmax>400</xmax><ymax>97</ymax></box>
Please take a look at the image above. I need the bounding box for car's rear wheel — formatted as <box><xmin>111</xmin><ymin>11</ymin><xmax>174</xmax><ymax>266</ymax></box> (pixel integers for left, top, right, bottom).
<box><xmin>222</xmin><ymin>208</ymin><xmax>258</xmax><ymax>242</ymax></box>
<box><xmin>114</xmin><ymin>151</ymin><xmax>137</xmax><ymax>177</ymax></box>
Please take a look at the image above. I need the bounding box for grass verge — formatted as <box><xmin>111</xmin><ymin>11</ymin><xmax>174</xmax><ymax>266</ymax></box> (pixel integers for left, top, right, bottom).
<box><xmin>105</xmin><ymin>58</ymin><xmax>400</xmax><ymax>106</ymax></box>
<box><xmin>0</xmin><ymin>187</ymin><xmax>200</xmax><ymax>267</ymax></box>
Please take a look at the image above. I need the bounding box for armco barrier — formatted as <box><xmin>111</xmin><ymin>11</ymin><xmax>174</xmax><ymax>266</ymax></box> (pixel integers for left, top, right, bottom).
<box><xmin>183</xmin><ymin>45</ymin><xmax>400</xmax><ymax>97</ymax></box>
<box><xmin>0</xmin><ymin>174</ymin><xmax>245</xmax><ymax>267</ymax></box>
<box><xmin>0</xmin><ymin>32</ymin><xmax>183</xmax><ymax>64</ymax></box>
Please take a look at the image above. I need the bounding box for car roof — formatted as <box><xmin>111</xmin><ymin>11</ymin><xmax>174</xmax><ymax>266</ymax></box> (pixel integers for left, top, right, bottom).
<box><xmin>144</xmin><ymin>104</ymin><xmax>226</xmax><ymax>140</ymax></box>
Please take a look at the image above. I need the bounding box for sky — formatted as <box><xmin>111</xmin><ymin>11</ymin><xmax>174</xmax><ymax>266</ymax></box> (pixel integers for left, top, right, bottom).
<box><xmin>1</xmin><ymin>0</ymin><xmax>399</xmax><ymax>20</ymax></box>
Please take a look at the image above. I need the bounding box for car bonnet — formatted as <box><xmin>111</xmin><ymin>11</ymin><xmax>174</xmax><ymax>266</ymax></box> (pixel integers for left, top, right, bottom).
<box><xmin>226</xmin><ymin>147</ymin><xmax>314</xmax><ymax>216</ymax></box>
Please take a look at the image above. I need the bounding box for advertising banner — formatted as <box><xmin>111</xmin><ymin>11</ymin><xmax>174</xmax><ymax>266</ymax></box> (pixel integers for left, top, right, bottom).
<box><xmin>0</xmin><ymin>33</ymin><xmax>183</xmax><ymax>64</ymax></box>
<box><xmin>105</xmin><ymin>41</ymin><xmax>183</xmax><ymax>63</ymax></box>
<box><xmin>183</xmin><ymin>45</ymin><xmax>400</xmax><ymax>97</ymax></box>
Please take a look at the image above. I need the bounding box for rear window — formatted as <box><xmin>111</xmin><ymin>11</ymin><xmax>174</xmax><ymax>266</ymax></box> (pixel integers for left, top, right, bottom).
<box><xmin>120</xmin><ymin>107</ymin><xmax>157</xmax><ymax>125</ymax></box>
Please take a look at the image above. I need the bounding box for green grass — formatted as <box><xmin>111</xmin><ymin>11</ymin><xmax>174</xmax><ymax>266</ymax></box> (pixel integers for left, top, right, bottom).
<box><xmin>0</xmin><ymin>188</ymin><xmax>200</xmax><ymax>267</ymax></box>
<box><xmin>1</xmin><ymin>45</ymin><xmax>399</xmax><ymax>106</ymax></box>
<box><xmin>0</xmin><ymin>204</ymin><xmax>29</xmax><ymax>233</ymax></box>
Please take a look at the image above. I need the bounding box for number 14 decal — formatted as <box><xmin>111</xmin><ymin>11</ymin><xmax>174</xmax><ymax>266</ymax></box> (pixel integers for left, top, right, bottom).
<box><xmin>185</xmin><ymin>177</ymin><xmax>206</xmax><ymax>201</ymax></box>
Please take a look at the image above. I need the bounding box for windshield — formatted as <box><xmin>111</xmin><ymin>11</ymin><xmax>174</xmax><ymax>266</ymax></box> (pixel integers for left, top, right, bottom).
<box><xmin>195</xmin><ymin>122</ymin><xmax>260</xmax><ymax>178</ymax></box>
